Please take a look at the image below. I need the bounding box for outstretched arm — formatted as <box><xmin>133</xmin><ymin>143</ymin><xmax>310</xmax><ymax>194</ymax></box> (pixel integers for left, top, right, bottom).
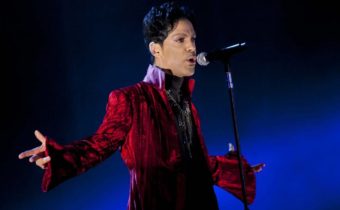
<box><xmin>18</xmin><ymin>89</ymin><xmax>132</xmax><ymax>191</ymax></box>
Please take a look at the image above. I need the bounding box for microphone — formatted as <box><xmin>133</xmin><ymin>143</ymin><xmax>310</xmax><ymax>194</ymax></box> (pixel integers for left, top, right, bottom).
<box><xmin>196</xmin><ymin>42</ymin><xmax>247</xmax><ymax>66</ymax></box>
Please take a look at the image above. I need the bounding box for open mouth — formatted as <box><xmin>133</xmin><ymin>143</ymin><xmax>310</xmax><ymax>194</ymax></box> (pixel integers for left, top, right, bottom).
<box><xmin>187</xmin><ymin>57</ymin><xmax>196</xmax><ymax>64</ymax></box>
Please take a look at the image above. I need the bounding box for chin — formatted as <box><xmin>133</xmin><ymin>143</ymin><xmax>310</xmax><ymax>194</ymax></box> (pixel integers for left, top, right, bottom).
<box><xmin>186</xmin><ymin>68</ymin><xmax>195</xmax><ymax>76</ymax></box>
<box><xmin>189</xmin><ymin>71</ymin><xmax>195</xmax><ymax>76</ymax></box>
<box><xmin>173</xmin><ymin>67</ymin><xmax>195</xmax><ymax>77</ymax></box>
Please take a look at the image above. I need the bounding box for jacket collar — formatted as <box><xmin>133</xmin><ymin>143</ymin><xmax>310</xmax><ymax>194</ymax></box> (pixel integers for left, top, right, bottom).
<box><xmin>143</xmin><ymin>64</ymin><xmax>195</xmax><ymax>96</ymax></box>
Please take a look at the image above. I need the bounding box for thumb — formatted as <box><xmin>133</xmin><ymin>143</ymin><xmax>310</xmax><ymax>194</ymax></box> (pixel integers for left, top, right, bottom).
<box><xmin>34</xmin><ymin>130</ymin><xmax>46</xmax><ymax>145</ymax></box>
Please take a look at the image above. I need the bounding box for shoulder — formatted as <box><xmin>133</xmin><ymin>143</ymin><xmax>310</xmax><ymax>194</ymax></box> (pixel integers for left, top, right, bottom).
<box><xmin>111</xmin><ymin>82</ymin><xmax>162</xmax><ymax>96</ymax></box>
<box><xmin>108</xmin><ymin>82</ymin><xmax>144</xmax><ymax>96</ymax></box>
<box><xmin>107</xmin><ymin>82</ymin><xmax>152</xmax><ymax>103</ymax></box>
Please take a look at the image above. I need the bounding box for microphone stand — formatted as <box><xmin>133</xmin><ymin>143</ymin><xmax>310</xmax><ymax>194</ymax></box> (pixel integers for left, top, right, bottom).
<box><xmin>224</xmin><ymin>60</ymin><xmax>249</xmax><ymax>210</ymax></box>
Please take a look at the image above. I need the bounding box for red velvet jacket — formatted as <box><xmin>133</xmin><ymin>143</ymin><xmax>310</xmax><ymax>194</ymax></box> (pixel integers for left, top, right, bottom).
<box><xmin>42</xmin><ymin>65</ymin><xmax>256</xmax><ymax>210</ymax></box>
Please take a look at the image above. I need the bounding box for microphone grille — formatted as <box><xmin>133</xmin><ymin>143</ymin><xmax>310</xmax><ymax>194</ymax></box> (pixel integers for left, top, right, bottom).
<box><xmin>196</xmin><ymin>52</ymin><xmax>209</xmax><ymax>66</ymax></box>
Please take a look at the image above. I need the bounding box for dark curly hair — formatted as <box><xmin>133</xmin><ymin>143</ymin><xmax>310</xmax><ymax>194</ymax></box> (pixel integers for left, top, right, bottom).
<box><xmin>143</xmin><ymin>1</ymin><xmax>196</xmax><ymax>62</ymax></box>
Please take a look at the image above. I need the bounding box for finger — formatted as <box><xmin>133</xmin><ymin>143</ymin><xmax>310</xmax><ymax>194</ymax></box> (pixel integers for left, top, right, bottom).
<box><xmin>34</xmin><ymin>130</ymin><xmax>46</xmax><ymax>144</ymax></box>
<box><xmin>254</xmin><ymin>167</ymin><xmax>262</xmax><ymax>173</ymax></box>
<box><xmin>36</xmin><ymin>156</ymin><xmax>51</xmax><ymax>169</ymax></box>
<box><xmin>252</xmin><ymin>163</ymin><xmax>266</xmax><ymax>173</ymax></box>
<box><xmin>29</xmin><ymin>154</ymin><xmax>43</xmax><ymax>163</ymax></box>
<box><xmin>256</xmin><ymin>163</ymin><xmax>266</xmax><ymax>172</ymax></box>
<box><xmin>36</xmin><ymin>162</ymin><xmax>46</xmax><ymax>170</ymax></box>
<box><xmin>252</xmin><ymin>164</ymin><xmax>260</xmax><ymax>172</ymax></box>
<box><xmin>18</xmin><ymin>146</ymin><xmax>44</xmax><ymax>159</ymax></box>
<box><xmin>228</xmin><ymin>143</ymin><xmax>235</xmax><ymax>152</ymax></box>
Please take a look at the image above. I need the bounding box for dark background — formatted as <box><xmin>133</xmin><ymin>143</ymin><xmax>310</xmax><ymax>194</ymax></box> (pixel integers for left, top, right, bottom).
<box><xmin>2</xmin><ymin>0</ymin><xmax>340</xmax><ymax>209</ymax></box>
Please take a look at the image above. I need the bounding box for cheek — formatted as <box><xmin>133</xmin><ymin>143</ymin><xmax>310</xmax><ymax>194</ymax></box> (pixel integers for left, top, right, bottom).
<box><xmin>165</xmin><ymin>51</ymin><xmax>180</xmax><ymax>64</ymax></box>
<box><xmin>170</xmin><ymin>57</ymin><xmax>183</xmax><ymax>68</ymax></box>
<box><xmin>162</xmin><ymin>46</ymin><xmax>184</xmax><ymax>67</ymax></box>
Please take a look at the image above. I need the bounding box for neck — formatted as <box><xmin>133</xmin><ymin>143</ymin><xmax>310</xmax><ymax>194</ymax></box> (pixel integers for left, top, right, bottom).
<box><xmin>152</xmin><ymin>64</ymin><xmax>184</xmax><ymax>91</ymax></box>
<box><xmin>165</xmin><ymin>72</ymin><xmax>184</xmax><ymax>92</ymax></box>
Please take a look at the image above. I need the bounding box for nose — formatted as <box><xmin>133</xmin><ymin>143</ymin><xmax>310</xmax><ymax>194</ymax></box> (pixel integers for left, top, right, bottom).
<box><xmin>186</xmin><ymin>40</ymin><xmax>196</xmax><ymax>53</ymax></box>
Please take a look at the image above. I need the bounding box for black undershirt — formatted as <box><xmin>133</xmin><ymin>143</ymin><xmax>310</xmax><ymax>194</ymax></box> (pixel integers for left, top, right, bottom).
<box><xmin>164</xmin><ymin>73</ymin><xmax>219</xmax><ymax>210</ymax></box>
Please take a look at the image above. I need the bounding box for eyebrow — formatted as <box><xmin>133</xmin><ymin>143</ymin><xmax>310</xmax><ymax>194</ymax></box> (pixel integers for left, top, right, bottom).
<box><xmin>171</xmin><ymin>33</ymin><xmax>197</xmax><ymax>38</ymax></box>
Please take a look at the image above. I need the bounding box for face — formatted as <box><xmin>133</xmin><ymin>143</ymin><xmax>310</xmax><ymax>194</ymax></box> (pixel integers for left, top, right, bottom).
<box><xmin>152</xmin><ymin>19</ymin><xmax>197</xmax><ymax>77</ymax></box>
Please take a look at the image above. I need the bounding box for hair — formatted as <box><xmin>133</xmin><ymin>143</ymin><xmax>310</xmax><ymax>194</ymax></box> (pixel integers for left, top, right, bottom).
<box><xmin>143</xmin><ymin>1</ymin><xmax>196</xmax><ymax>62</ymax></box>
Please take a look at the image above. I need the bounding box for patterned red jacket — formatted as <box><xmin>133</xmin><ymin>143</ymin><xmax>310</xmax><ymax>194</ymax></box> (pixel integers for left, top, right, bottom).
<box><xmin>42</xmin><ymin>65</ymin><xmax>256</xmax><ymax>210</ymax></box>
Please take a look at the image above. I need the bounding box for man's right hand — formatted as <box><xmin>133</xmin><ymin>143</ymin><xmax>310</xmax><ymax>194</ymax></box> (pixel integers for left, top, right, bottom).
<box><xmin>18</xmin><ymin>130</ymin><xmax>51</xmax><ymax>169</ymax></box>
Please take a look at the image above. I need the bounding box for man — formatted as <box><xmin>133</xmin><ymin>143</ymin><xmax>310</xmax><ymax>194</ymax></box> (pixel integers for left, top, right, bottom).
<box><xmin>19</xmin><ymin>2</ymin><xmax>264</xmax><ymax>210</ymax></box>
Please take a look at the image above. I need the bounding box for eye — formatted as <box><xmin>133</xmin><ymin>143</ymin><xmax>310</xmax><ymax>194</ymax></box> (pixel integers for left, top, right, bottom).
<box><xmin>176</xmin><ymin>38</ymin><xmax>185</xmax><ymax>43</ymax></box>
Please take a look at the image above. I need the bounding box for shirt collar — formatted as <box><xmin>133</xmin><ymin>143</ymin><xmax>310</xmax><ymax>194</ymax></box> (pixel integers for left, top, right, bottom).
<box><xmin>143</xmin><ymin>64</ymin><xmax>195</xmax><ymax>96</ymax></box>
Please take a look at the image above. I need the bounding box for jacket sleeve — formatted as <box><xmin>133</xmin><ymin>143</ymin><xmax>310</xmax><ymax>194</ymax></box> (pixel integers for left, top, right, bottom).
<box><xmin>208</xmin><ymin>152</ymin><xmax>256</xmax><ymax>204</ymax></box>
<box><xmin>41</xmin><ymin>89</ymin><xmax>132</xmax><ymax>192</ymax></box>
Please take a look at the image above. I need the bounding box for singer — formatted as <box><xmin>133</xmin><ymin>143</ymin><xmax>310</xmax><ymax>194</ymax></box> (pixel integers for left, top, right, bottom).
<box><xmin>18</xmin><ymin>1</ymin><xmax>264</xmax><ymax>210</ymax></box>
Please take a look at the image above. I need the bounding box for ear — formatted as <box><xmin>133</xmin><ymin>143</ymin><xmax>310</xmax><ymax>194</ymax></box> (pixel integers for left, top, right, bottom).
<box><xmin>149</xmin><ymin>42</ymin><xmax>161</xmax><ymax>58</ymax></box>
